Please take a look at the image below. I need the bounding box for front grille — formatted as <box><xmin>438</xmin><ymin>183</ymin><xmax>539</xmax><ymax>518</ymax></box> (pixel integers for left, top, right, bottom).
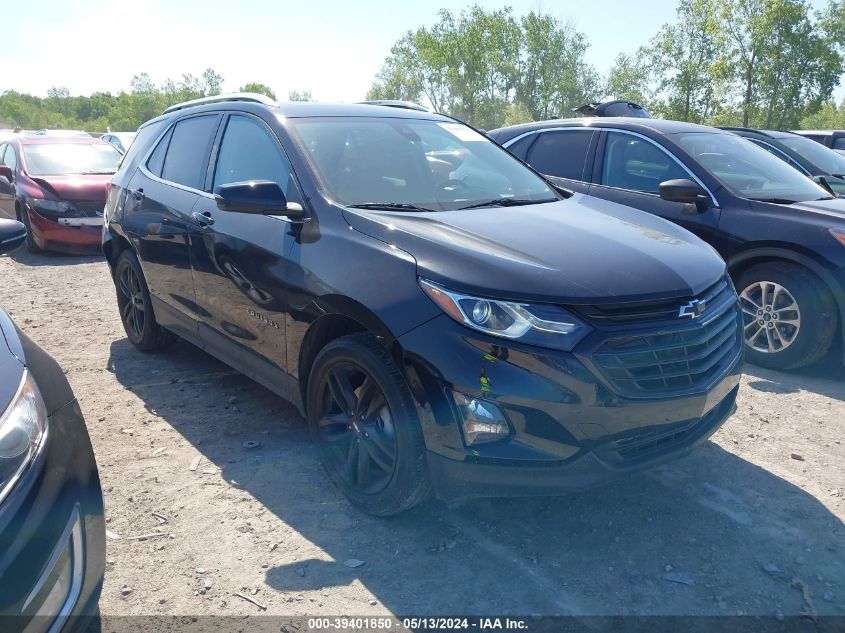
<box><xmin>594</xmin><ymin>388</ymin><xmax>737</xmax><ymax>466</ymax></box>
<box><xmin>583</xmin><ymin>278</ymin><xmax>742</xmax><ymax>398</ymax></box>
<box><xmin>577</xmin><ymin>277</ymin><xmax>735</xmax><ymax>323</ymax></box>
<box><xmin>74</xmin><ymin>201</ymin><xmax>105</xmax><ymax>217</ymax></box>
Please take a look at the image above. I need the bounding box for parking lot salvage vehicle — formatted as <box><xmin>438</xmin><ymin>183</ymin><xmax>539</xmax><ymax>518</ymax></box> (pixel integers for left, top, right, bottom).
<box><xmin>491</xmin><ymin>118</ymin><xmax>845</xmax><ymax>370</ymax></box>
<box><xmin>0</xmin><ymin>219</ymin><xmax>105</xmax><ymax>633</ymax></box>
<box><xmin>574</xmin><ymin>100</ymin><xmax>652</xmax><ymax>118</ymax></box>
<box><xmin>792</xmin><ymin>129</ymin><xmax>845</xmax><ymax>155</ymax></box>
<box><xmin>721</xmin><ymin>127</ymin><xmax>845</xmax><ymax>195</ymax></box>
<box><xmin>0</xmin><ymin>135</ymin><xmax>121</xmax><ymax>254</ymax></box>
<box><xmin>104</xmin><ymin>95</ymin><xmax>743</xmax><ymax>515</ymax></box>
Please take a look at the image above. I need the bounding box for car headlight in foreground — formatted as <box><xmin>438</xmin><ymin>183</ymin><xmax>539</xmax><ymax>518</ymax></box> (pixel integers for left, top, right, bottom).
<box><xmin>0</xmin><ymin>371</ymin><xmax>47</xmax><ymax>507</ymax></box>
<box><xmin>419</xmin><ymin>278</ymin><xmax>591</xmax><ymax>351</ymax></box>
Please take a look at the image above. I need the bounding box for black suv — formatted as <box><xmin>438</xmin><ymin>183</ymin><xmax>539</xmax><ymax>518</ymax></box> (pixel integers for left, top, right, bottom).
<box><xmin>491</xmin><ymin>118</ymin><xmax>845</xmax><ymax>370</ymax></box>
<box><xmin>104</xmin><ymin>95</ymin><xmax>742</xmax><ymax>515</ymax></box>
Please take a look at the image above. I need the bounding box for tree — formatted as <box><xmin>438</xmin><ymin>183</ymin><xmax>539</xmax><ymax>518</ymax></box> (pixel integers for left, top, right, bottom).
<box><xmin>515</xmin><ymin>12</ymin><xmax>600</xmax><ymax>121</ymax></box>
<box><xmin>606</xmin><ymin>50</ymin><xmax>654</xmax><ymax>107</ymax></box>
<box><xmin>202</xmin><ymin>68</ymin><xmax>224</xmax><ymax>96</ymax></box>
<box><xmin>647</xmin><ymin>0</ymin><xmax>723</xmax><ymax>122</ymax></box>
<box><xmin>288</xmin><ymin>90</ymin><xmax>313</xmax><ymax>102</ymax></box>
<box><xmin>367</xmin><ymin>6</ymin><xmax>601</xmax><ymax>128</ymax></box>
<box><xmin>716</xmin><ymin>0</ymin><xmax>843</xmax><ymax>127</ymax></box>
<box><xmin>239</xmin><ymin>83</ymin><xmax>276</xmax><ymax>99</ymax></box>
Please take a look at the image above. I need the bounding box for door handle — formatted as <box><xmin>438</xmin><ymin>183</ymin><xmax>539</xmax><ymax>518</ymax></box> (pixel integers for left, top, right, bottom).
<box><xmin>191</xmin><ymin>211</ymin><xmax>214</xmax><ymax>227</ymax></box>
<box><xmin>131</xmin><ymin>188</ymin><xmax>144</xmax><ymax>201</ymax></box>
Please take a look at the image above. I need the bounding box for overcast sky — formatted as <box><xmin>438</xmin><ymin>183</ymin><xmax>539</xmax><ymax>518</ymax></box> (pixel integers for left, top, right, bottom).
<box><xmin>2</xmin><ymin>0</ymin><xmax>841</xmax><ymax>101</ymax></box>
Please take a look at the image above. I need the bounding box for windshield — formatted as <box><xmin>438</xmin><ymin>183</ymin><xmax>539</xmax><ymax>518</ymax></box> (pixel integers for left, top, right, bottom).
<box><xmin>22</xmin><ymin>143</ymin><xmax>121</xmax><ymax>176</ymax></box>
<box><xmin>778</xmin><ymin>134</ymin><xmax>845</xmax><ymax>177</ymax></box>
<box><xmin>673</xmin><ymin>132</ymin><xmax>829</xmax><ymax>202</ymax></box>
<box><xmin>287</xmin><ymin>117</ymin><xmax>555</xmax><ymax>211</ymax></box>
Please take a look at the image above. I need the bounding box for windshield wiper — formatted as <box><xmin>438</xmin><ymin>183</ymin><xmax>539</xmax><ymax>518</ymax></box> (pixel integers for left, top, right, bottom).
<box><xmin>74</xmin><ymin>170</ymin><xmax>116</xmax><ymax>175</ymax></box>
<box><xmin>347</xmin><ymin>202</ymin><xmax>434</xmax><ymax>213</ymax></box>
<box><xmin>457</xmin><ymin>197</ymin><xmax>558</xmax><ymax>210</ymax></box>
<box><xmin>748</xmin><ymin>197</ymin><xmax>799</xmax><ymax>204</ymax></box>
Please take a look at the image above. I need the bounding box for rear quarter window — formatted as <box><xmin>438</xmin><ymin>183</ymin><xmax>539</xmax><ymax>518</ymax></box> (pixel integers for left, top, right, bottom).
<box><xmin>112</xmin><ymin>119</ymin><xmax>165</xmax><ymax>187</ymax></box>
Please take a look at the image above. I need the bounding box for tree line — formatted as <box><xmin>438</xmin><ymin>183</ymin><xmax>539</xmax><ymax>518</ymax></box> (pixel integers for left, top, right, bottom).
<box><xmin>368</xmin><ymin>0</ymin><xmax>845</xmax><ymax>130</ymax></box>
<box><xmin>0</xmin><ymin>70</ymin><xmax>311</xmax><ymax>133</ymax></box>
<box><xmin>2</xmin><ymin>0</ymin><xmax>844</xmax><ymax>133</ymax></box>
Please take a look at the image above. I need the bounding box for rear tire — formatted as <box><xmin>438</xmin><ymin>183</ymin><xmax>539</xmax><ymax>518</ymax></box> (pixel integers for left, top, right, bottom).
<box><xmin>735</xmin><ymin>262</ymin><xmax>837</xmax><ymax>370</ymax></box>
<box><xmin>114</xmin><ymin>250</ymin><xmax>176</xmax><ymax>352</ymax></box>
<box><xmin>307</xmin><ymin>333</ymin><xmax>431</xmax><ymax>516</ymax></box>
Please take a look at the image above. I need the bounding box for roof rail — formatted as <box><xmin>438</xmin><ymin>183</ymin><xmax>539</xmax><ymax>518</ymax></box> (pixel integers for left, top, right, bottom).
<box><xmin>163</xmin><ymin>92</ymin><xmax>278</xmax><ymax>115</ymax></box>
<box><xmin>357</xmin><ymin>100</ymin><xmax>430</xmax><ymax>112</ymax></box>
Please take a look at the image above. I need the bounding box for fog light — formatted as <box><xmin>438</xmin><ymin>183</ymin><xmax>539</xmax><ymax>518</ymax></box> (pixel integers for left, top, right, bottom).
<box><xmin>455</xmin><ymin>394</ymin><xmax>510</xmax><ymax>445</ymax></box>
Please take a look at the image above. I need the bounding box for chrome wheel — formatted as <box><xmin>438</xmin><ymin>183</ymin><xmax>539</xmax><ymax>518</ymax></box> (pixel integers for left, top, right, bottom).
<box><xmin>316</xmin><ymin>362</ymin><xmax>398</xmax><ymax>495</ymax></box>
<box><xmin>118</xmin><ymin>264</ymin><xmax>146</xmax><ymax>340</ymax></box>
<box><xmin>739</xmin><ymin>281</ymin><xmax>801</xmax><ymax>354</ymax></box>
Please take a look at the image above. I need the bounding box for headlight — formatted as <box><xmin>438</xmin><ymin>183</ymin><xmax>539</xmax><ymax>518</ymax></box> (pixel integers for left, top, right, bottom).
<box><xmin>26</xmin><ymin>197</ymin><xmax>76</xmax><ymax>217</ymax></box>
<box><xmin>419</xmin><ymin>278</ymin><xmax>591</xmax><ymax>351</ymax></box>
<box><xmin>0</xmin><ymin>371</ymin><xmax>47</xmax><ymax>507</ymax></box>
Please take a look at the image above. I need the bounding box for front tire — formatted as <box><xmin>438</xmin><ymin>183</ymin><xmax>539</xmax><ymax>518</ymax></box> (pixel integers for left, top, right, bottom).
<box><xmin>114</xmin><ymin>250</ymin><xmax>176</xmax><ymax>352</ymax></box>
<box><xmin>20</xmin><ymin>209</ymin><xmax>41</xmax><ymax>253</ymax></box>
<box><xmin>307</xmin><ymin>333</ymin><xmax>431</xmax><ymax>516</ymax></box>
<box><xmin>736</xmin><ymin>262</ymin><xmax>837</xmax><ymax>370</ymax></box>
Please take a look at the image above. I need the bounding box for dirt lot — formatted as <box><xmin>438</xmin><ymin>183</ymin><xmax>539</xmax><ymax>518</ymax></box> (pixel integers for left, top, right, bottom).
<box><xmin>0</xmin><ymin>249</ymin><xmax>843</xmax><ymax>620</ymax></box>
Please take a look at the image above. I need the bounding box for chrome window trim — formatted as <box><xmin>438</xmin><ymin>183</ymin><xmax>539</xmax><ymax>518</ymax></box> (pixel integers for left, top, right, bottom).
<box><xmin>503</xmin><ymin>126</ymin><xmax>721</xmax><ymax>209</ymax></box>
<box><xmin>137</xmin><ymin>116</ymin><xmax>217</xmax><ymax>200</ymax></box>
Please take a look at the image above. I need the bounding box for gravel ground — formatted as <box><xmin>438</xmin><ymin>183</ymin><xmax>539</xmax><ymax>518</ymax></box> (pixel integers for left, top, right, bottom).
<box><xmin>0</xmin><ymin>248</ymin><xmax>843</xmax><ymax>620</ymax></box>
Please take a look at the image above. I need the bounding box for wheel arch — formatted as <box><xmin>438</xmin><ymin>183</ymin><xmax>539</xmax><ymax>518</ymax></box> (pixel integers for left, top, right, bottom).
<box><xmin>297</xmin><ymin>298</ymin><xmax>406</xmax><ymax>410</ymax></box>
<box><xmin>727</xmin><ymin>245</ymin><xmax>845</xmax><ymax>359</ymax></box>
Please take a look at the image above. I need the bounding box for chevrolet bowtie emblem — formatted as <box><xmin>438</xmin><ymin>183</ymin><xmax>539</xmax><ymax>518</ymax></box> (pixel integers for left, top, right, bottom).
<box><xmin>679</xmin><ymin>299</ymin><xmax>706</xmax><ymax>319</ymax></box>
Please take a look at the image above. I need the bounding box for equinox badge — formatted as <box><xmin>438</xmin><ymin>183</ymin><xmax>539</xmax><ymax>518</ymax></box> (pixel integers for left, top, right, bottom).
<box><xmin>678</xmin><ymin>299</ymin><xmax>706</xmax><ymax>319</ymax></box>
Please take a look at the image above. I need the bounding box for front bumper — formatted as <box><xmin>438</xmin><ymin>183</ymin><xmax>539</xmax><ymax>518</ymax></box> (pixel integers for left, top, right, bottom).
<box><xmin>25</xmin><ymin>208</ymin><xmax>102</xmax><ymax>255</ymax></box>
<box><xmin>399</xmin><ymin>315</ymin><xmax>743</xmax><ymax>503</ymax></box>
<box><xmin>0</xmin><ymin>399</ymin><xmax>105</xmax><ymax>633</ymax></box>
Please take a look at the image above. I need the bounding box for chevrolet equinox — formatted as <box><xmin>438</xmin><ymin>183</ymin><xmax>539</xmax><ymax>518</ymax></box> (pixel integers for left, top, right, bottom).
<box><xmin>103</xmin><ymin>95</ymin><xmax>743</xmax><ymax>515</ymax></box>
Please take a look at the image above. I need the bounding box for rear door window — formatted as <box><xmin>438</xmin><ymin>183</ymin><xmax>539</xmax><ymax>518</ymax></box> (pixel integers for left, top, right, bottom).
<box><xmin>160</xmin><ymin>115</ymin><xmax>220</xmax><ymax>190</ymax></box>
<box><xmin>600</xmin><ymin>132</ymin><xmax>688</xmax><ymax>194</ymax></box>
<box><xmin>525</xmin><ymin>130</ymin><xmax>594</xmax><ymax>181</ymax></box>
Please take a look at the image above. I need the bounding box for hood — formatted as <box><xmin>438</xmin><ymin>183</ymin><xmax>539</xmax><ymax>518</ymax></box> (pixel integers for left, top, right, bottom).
<box><xmin>0</xmin><ymin>308</ymin><xmax>25</xmax><ymax>412</ymax></box>
<box><xmin>343</xmin><ymin>193</ymin><xmax>726</xmax><ymax>304</ymax></box>
<box><xmin>782</xmin><ymin>196</ymin><xmax>845</xmax><ymax>219</ymax></box>
<box><xmin>29</xmin><ymin>174</ymin><xmax>111</xmax><ymax>203</ymax></box>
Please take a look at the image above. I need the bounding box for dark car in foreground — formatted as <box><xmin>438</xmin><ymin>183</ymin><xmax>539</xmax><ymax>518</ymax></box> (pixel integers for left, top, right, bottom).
<box><xmin>721</xmin><ymin>127</ymin><xmax>845</xmax><ymax>195</ymax></box>
<box><xmin>491</xmin><ymin>118</ymin><xmax>845</xmax><ymax>370</ymax></box>
<box><xmin>104</xmin><ymin>95</ymin><xmax>742</xmax><ymax>515</ymax></box>
<box><xmin>0</xmin><ymin>135</ymin><xmax>121</xmax><ymax>253</ymax></box>
<box><xmin>0</xmin><ymin>219</ymin><xmax>105</xmax><ymax>632</ymax></box>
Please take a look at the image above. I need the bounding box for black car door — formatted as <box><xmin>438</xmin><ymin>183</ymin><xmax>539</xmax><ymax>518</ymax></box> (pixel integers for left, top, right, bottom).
<box><xmin>122</xmin><ymin>113</ymin><xmax>221</xmax><ymax>339</ymax></box>
<box><xmin>588</xmin><ymin>130</ymin><xmax>722</xmax><ymax>244</ymax></box>
<box><xmin>189</xmin><ymin>112</ymin><xmax>303</xmax><ymax>395</ymax></box>
<box><xmin>512</xmin><ymin>129</ymin><xmax>596</xmax><ymax>194</ymax></box>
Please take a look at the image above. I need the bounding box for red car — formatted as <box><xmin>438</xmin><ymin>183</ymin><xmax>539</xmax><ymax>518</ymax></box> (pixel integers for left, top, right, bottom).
<box><xmin>0</xmin><ymin>135</ymin><xmax>121</xmax><ymax>254</ymax></box>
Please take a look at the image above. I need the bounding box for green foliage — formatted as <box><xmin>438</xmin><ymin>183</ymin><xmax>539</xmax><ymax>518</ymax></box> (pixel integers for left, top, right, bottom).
<box><xmin>0</xmin><ymin>69</ymin><xmax>228</xmax><ymax>133</ymax></box>
<box><xmin>240</xmin><ymin>83</ymin><xmax>277</xmax><ymax>99</ymax></box>
<box><xmin>800</xmin><ymin>97</ymin><xmax>845</xmax><ymax>128</ymax></box>
<box><xmin>368</xmin><ymin>6</ymin><xmax>601</xmax><ymax>129</ymax></box>
<box><xmin>288</xmin><ymin>90</ymin><xmax>314</xmax><ymax>102</ymax></box>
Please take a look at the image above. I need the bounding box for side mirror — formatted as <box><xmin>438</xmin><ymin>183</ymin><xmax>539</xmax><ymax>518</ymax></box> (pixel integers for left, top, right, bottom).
<box><xmin>0</xmin><ymin>165</ymin><xmax>12</xmax><ymax>182</ymax></box>
<box><xmin>0</xmin><ymin>219</ymin><xmax>27</xmax><ymax>255</ymax></box>
<box><xmin>813</xmin><ymin>175</ymin><xmax>836</xmax><ymax>196</ymax></box>
<box><xmin>659</xmin><ymin>178</ymin><xmax>711</xmax><ymax>213</ymax></box>
<box><xmin>213</xmin><ymin>180</ymin><xmax>305</xmax><ymax>221</ymax></box>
